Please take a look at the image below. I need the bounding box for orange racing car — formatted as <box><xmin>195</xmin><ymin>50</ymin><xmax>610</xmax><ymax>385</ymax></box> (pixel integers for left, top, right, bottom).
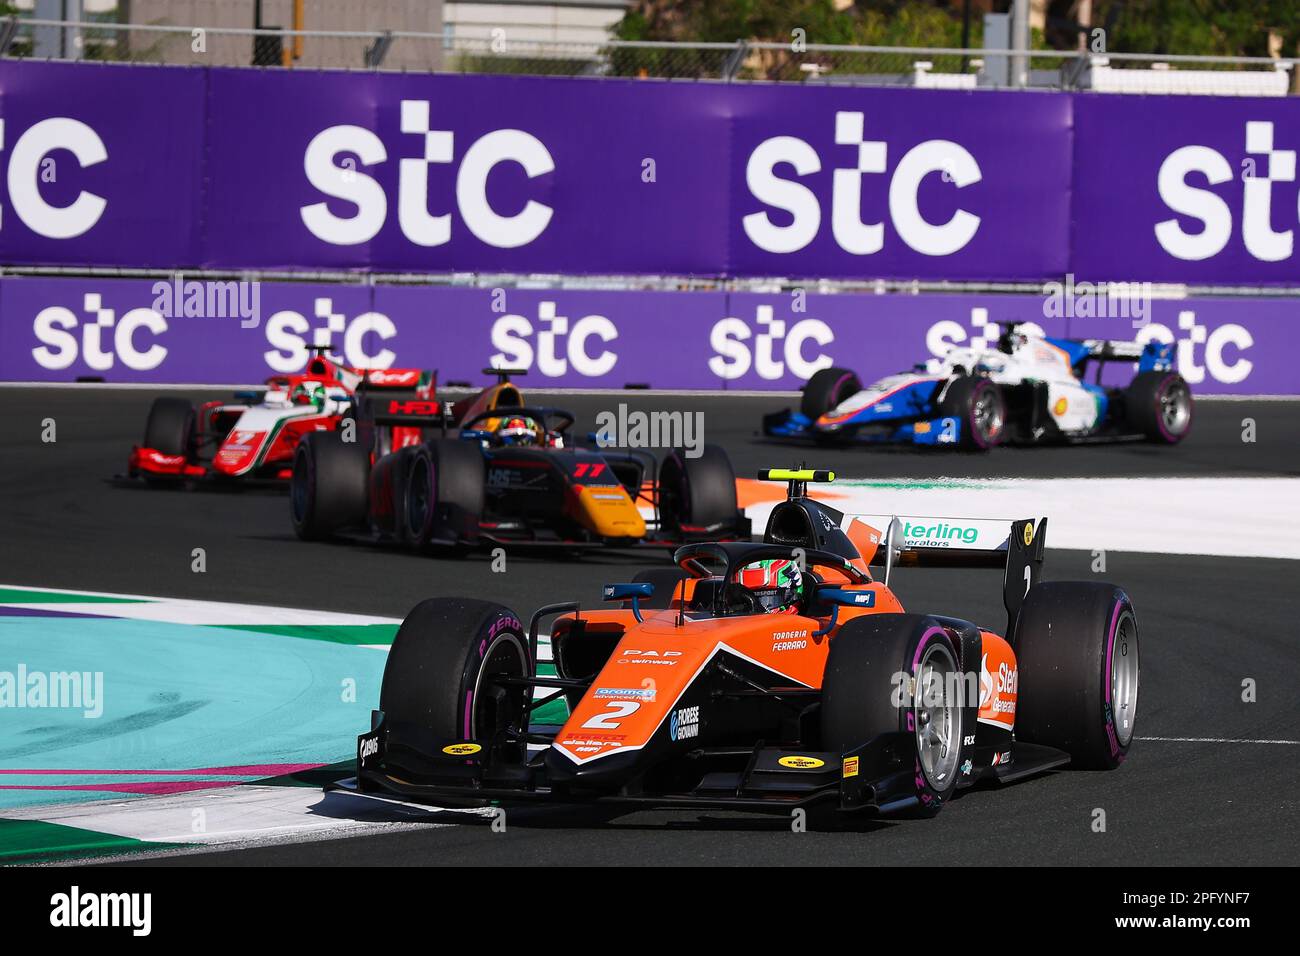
<box><xmin>335</xmin><ymin>469</ymin><xmax>1140</xmax><ymax>818</ymax></box>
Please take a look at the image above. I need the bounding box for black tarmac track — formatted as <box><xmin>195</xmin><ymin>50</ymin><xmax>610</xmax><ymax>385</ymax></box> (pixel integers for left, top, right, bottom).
<box><xmin>2</xmin><ymin>386</ymin><xmax>1297</xmax><ymax>865</ymax></box>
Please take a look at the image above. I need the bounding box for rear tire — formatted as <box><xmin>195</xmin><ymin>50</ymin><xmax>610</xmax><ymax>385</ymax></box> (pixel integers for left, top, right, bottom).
<box><xmin>658</xmin><ymin>444</ymin><xmax>741</xmax><ymax>538</ymax></box>
<box><xmin>1126</xmin><ymin>370</ymin><xmax>1192</xmax><ymax>444</ymax></box>
<box><xmin>937</xmin><ymin>376</ymin><xmax>1005</xmax><ymax>451</ymax></box>
<box><xmin>822</xmin><ymin>614</ymin><xmax>968</xmax><ymax>816</ymax></box>
<box><xmin>1014</xmin><ymin>582</ymin><xmax>1139</xmax><ymax>770</ymax></box>
<box><xmin>290</xmin><ymin>432</ymin><xmax>369</xmax><ymax>540</ymax></box>
<box><xmin>380</xmin><ymin>599</ymin><xmax>530</xmax><ymax>773</ymax></box>
<box><xmin>403</xmin><ymin>439</ymin><xmax>485</xmax><ymax>550</ymax></box>
<box><xmin>800</xmin><ymin>366</ymin><xmax>862</xmax><ymax>420</ymax></box>
<box><xmin>143</xmin><ymin>397</ymin><xmax>195</xmax><ymax>457</ymax></box>
<box><xmin>631</xmin><ymin>568</ymin><xmax>688</xmax><ymax>608</ymax></box>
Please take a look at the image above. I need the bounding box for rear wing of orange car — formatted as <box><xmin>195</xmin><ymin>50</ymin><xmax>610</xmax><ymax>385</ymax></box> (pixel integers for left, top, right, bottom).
<box><xmin>848</xmin><ymin>512</ymin><xmax>1047</xmax><ymax>638</ymax></box>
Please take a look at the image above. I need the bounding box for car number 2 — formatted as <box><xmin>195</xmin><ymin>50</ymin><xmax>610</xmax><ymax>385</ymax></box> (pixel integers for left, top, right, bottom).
<box><xmin>581</xmin><ymin>701</ymin><xmax>640</xmax><ymax>729</ymax></box>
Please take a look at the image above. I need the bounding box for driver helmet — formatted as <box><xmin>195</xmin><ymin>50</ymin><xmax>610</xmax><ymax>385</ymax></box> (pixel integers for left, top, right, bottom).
<box><xmin>497</xmin><ymin>415</ymin><xmax>541</xmax><ymax>446</ymax></box>
<box><xmin>290</xmin><ymin>381</ymin><xmax>326</xmax><ymax>408</ymax></box>
<box><xmin>734</xmin><ymin>559</ymin><xmax>806</xmax><ymax>614</ymax></box>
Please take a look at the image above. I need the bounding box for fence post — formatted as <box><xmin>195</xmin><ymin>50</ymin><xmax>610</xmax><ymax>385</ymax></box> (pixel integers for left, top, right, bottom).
<box><xmin>723</xmin><ymin>39</ymin><xmax>748</xmax><ymax>81</ymax></box>
<box><xmin>365</xmin><ymin>31</ymin><xmax>392</xmax><ymax>69</ymax></box>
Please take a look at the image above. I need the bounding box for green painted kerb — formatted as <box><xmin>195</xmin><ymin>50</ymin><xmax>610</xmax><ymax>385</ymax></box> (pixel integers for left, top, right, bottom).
<box><xmin>206</xmin><ymin>623</ymin><xmax>400</xmax><ymax>645</ymax></box>
<box><xmin>0</xmin><ymin>588</ymin><xmax>148</xmax><ymax>605</ymax></box>
<box><xmin>0</xmin><ymin>818</ymin><xmax>186</xmax><ymax>862</ymax></box>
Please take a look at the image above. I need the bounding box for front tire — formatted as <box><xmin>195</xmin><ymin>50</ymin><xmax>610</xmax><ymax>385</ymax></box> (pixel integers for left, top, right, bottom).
<box><xmin>380</xmin><ymin>599</ymin><xmax>530</xmax><ymax>776</ymax></box>
<box><xmin>1014</xmin><ymin>582</ymin><xmax>1139</xmax><ymax>770</ymax></box>
<box><xmin>937</xmin><ymin>376</ymin><xmax>1005</xmax><ymax>451</ymax></box>
<box><xmin>1126</xmin><ymin>370</ymin><xmax>1192</xmax><ymax>444</ymax></box>
<box><xmin>290</xmin><ymin>432</ymin><xmax>369</xmax><ymax>540</ymax></box>
<box><xmin>143</xmin><ymin>397</ymin><xmax>195</xmax><ymax>457</ymax></box>
<box><xmin>822</xmin><ymin>614</ymin><xmax>968</xmax><ymax>816</ymax></box>
<box><xmin>800</xmin><ymin>366</ymin><xmax>862</xmax><ymax>420</ymax></box>
<box><xmin>658</xmin><ymin>444</ymin><xmax>742</xmax><ymax>538</ymax></box>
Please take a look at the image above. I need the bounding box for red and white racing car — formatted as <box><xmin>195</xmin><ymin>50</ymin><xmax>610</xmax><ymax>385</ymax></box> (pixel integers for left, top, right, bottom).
<box><xmin>127</xmin><ymin>348</ymin><xmax>436</xmax><ymax>483</ymax></box>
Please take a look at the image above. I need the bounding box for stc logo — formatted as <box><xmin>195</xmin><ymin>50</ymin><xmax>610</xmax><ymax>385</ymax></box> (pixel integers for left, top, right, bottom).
<box><xmin>0</xmin><ymin>117</ymin><xmax>108</xmax><ymax>239</ymax></box>
<box><xmin>744</xmin><ymin>111</ymin><xmax>982</xmax><ymax>257</ymax></box>
<box><xmin>1157</xmin><ymin>121</ymin><xmax>1300</xmax><ymax>263</ymax></box>
<box><xmin>30</xmin><ymin>295</ymin><xmax>397</xmax><ymax>373</ymax></box>
<box><xmin>709</xmin><ymin>306</ymin><xmax>833</xmax><ymax>380</ymax></box>
<box><xmin>489</xmin><ymin>302</ymin><xmax>618</xmax><ymax>377</ymax></box>
<box><xmin>302</xmin><ymin>100</ymin><xmax>553</xmax><ymax>249</ymax></box>
<box><xmin>926</xmin><ymin>308</ymin><xmax>1254</xmax><ymax>385</ymax></box>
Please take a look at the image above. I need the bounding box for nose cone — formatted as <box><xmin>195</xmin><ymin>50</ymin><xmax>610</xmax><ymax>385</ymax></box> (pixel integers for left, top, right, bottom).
<box><xmin>212</xmin><ymin>430</ymin><xmax>267</xmax><ymax>475</ymax></box>
<box><xmin>545</xmin><ymin>741</ymin><xmax>643</xmax><ymax>790</ymax></box>
<box><xmin>569</xmin><ymin>484</ymin><xmax>647</xmax><ymax>539</ymax></box>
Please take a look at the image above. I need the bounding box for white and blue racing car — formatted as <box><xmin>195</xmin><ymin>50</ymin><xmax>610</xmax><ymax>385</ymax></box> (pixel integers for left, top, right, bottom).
<box><xmin>764</xmin><ymin>325</ymin><xmax>1193</xmax><ymax>451</ymax></box>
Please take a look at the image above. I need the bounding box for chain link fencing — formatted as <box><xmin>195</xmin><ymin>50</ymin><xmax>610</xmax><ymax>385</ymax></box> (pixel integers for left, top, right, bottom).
<box><xmin>4</xmin><ymin>18</ymin><xmax>1297</xmax><ymax>95</ymax></box>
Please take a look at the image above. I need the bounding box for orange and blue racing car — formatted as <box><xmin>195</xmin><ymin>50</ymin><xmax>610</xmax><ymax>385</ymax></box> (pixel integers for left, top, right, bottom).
<box><xmin>289</xmin><ymin>375</ymin><xmax>748</xmax><ymax>551</ymax></box>
<box><xmin>332</xmin><ymin>469</ymin><xmax>1140</xmax><ymax>818</ymax></box>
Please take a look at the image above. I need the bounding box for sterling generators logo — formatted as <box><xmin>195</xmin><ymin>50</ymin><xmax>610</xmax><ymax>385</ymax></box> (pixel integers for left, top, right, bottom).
<box><xmin>900</xmin><ymin>520</ymin><xmax>979</xmax><ymax>548</ymax></box>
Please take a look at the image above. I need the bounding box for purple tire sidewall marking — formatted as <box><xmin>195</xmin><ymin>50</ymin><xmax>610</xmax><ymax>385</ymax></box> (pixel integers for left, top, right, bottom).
<box><xmin>909</xmin><ymin>626</ymin><xmax>953</xmax><ymax>799</ymax></box>
<box><xmin>1103</xmin><ymin>600</ymin><xmax>1122</xmax><ymax>707</ymax></box>
<box><xmin>832</xmin><ymin>373</ymin><xmax>856</xmax><ymax>406</ymax></box>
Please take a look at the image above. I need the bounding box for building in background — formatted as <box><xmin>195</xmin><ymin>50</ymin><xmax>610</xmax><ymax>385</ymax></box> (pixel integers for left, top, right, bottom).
<box><xmin>13</xmin><ymin>0</ymin><xmax>631</xmax><ymax>68</ymax></box>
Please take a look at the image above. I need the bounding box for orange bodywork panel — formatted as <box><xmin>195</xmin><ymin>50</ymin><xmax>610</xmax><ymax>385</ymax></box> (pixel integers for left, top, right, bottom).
<box><xmin>551</xmin><ymin>581</ymin><xmax>904</xmax><ymax>765</ymax></box>
<box><xmin>563</xmin><ymin>483</ymin><xmax>647</xmax><ymax>539</ymax></box>
<box><xmin>977</xmin><ymin>630</ymin><xmax>1018</xmax><ymax>734</ymax></box>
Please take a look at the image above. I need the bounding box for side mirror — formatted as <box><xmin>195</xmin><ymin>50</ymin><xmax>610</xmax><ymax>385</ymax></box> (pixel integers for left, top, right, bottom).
<box><xmin>811</xmin><ymin>586</ymin><xmax>877</xmax><ymax>636</ymax></box>
<box><xmin>602</xmin><ymin>582</ymin><xmax>655</xmax><ymax>623</ymax></box>
<box><xmin>817</xmin><ymin>587</ymin><xmax>878</xmax><ymax>608</ymax></box>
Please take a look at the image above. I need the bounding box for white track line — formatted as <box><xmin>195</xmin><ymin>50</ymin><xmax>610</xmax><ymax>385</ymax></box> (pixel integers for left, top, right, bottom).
<box><xmin>1137</xmin><ymin>736</ymin><xmax>1300</xmax><ymax>745</ymax></box>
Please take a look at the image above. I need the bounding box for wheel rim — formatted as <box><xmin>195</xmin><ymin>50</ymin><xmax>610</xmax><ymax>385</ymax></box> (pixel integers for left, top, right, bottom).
<box><xmin>972</xmin><ymin>386</ymin><xmax>1004</xmax><ymax>442</ymax></box>
<box><xmin>914</xmin><ymin>642</ymin><xmax>962</xmax><ymax>788</ymax></box>
<box><xmin>1159</xmin><ymin>380</ymin><xmax>1192</xmax><ymax>435</ymax></box>
<box><xmin>407</xmin><ymin>455</ymin><xmax>431</xmax><ymax>538</ymax></box>
<box><xmin>1110</xmin><ymin>611</ymin><xmax>1139</xmax><ymax>747</ymax></box>
<box><xmin>470</xmin><ymin>633</ymin><xmax>529</xmax><ymax>740</ymax></box>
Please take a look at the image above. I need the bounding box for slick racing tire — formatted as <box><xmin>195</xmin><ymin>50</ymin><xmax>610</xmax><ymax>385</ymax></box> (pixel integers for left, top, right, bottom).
<box><xmin>290</xmin><ymin>432</ymin><xmax>369</xmax><ymax>540</ymax></box>
<box><xmin>403</xmin><ymin>439</ymin><xmax>484</xmax><ymax>551</ymax></box>
<box><xmin>1126</xmin><ymin>371</ymin><xmax>1193</xmax><ymax>444</ymax></box>
<box><xmin>800</xmin><ymin>366</ymin><xmax>862</xmax><ymax>420</ymax></box>
<box><xmin>380</xmin><ymin>599</ymin><xmax>531</xmax><ymax>774</ymax></box>
<box><xmin>143</xmin><ymin>397</ymin><xmax>195</xmax><ymax>458</ymax></box>
<box><xmin>822</xmin><ymin>614</ymin><xmax>970</xmax><ymax>816</ymax></box>
<box><xmin>937</xmin><ymin>376</ymin><xmax>1005</xmax><ymax>451</ymax></box>
<box><xmin>658</xmin><ymin>444</ymin><xmax>740</xmax><ymax>538</ymax></box>
<box><xmin>631</xmin><ymin>568</ymin><xmax>688</xmax><ymax>608</ymax></box>
<box><xmin>1013</xmin><ymin>582</ymin><xmax>1139</xmax><ymax>770</ymax></box>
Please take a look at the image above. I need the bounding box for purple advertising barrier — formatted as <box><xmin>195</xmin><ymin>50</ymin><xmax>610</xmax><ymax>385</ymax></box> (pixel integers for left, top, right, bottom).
<box><xmin>1072</xmin><ymin>94</ymin><xmax>1300</xmax><ymax>284</ymax></box>
<box><xmin>0</xmin><ymin>275</ymin><xmax>377</xmax><ymax>384</ymax></box>
<box><xmin>0</xmin><ymin>61</ymin><xmax>1071</xmax><ymax>280</ymax></box>
<box><xmin>0</xmin><ymin>61</ymin><xmax>206</xmax><ymax>268</ymax></box>
<box><xmin>202</xmin><ymin>70</ymin><xmax>736</xmax><ymax>275</ymax></box>
<box><xmin>1</xmin><ymin>276</ymin><xmax>1290</xmax><ymax>395</ymax></box>
<box><xmin>6</xmin><ymin>59</ymin><xmax>1300</xmax><ymax>285</ymax></box>
<box><xmin>725</xmin><ymin>86</ymin><xmax>1072</xmax><ymax>280</ymax></box>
